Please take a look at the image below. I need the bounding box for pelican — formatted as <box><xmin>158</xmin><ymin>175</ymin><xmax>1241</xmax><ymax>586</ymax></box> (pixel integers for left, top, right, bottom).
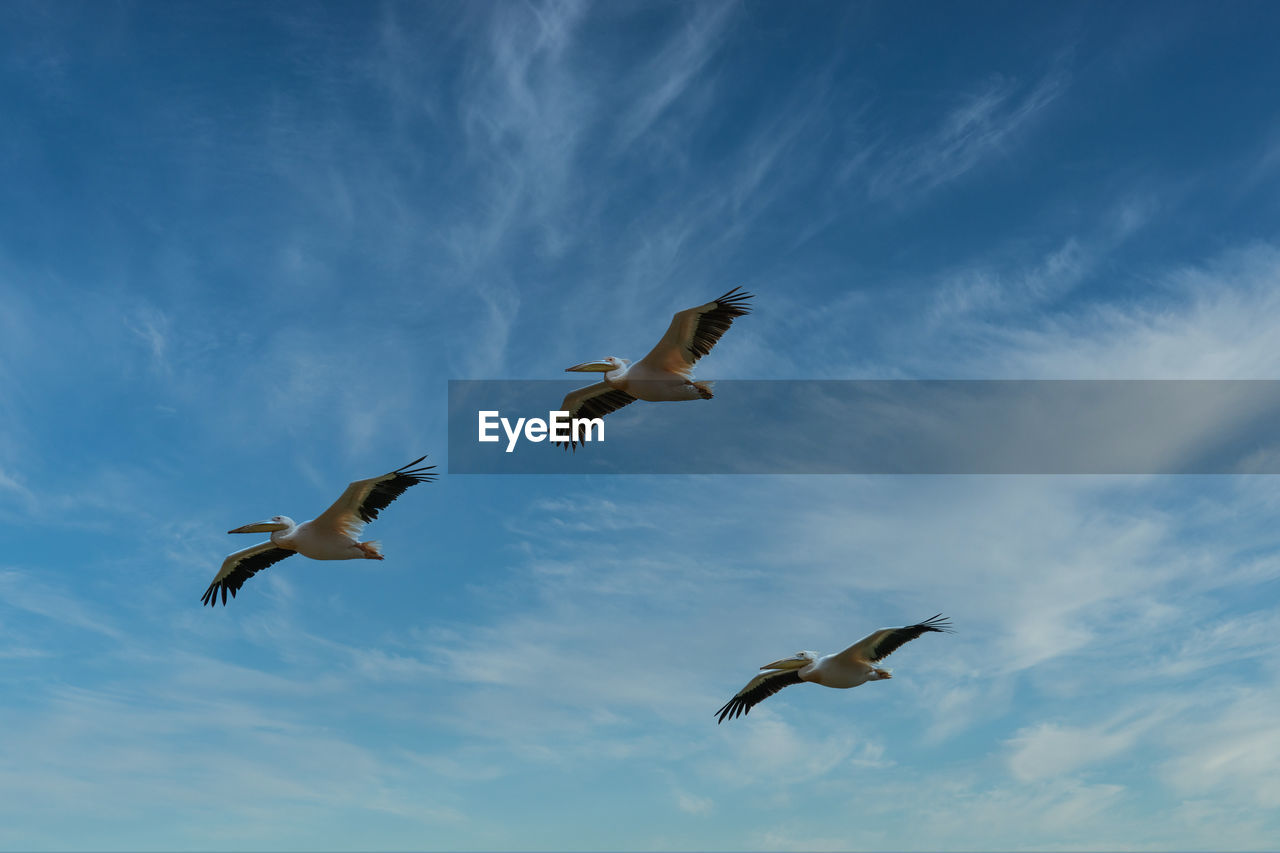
<box><xmin>558</xmin><ymin>287</ymin><xmax>754</xmax><ymax>448</ymax></box>
<box><xmin>200</xmin><ymin>456</ymin><xmax>436</xmax><ymax>607</ymax></box>
<box><xmin>715</xmin><ymin>614</ymin><xmax>953</xmax><ymax>723</ymax></box>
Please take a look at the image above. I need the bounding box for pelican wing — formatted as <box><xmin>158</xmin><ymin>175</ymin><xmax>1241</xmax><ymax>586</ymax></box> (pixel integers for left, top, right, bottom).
<box><xmin>312</xmin><ymin>456</ymin><xmax>437</xmax><ymax>538</ymax></box>
<box><xmin>555</xmin><ymin>382</ymin><xmax>637</xmax><ymax>450</ymax></box>
<box><xmin>715</xmin><ymin>668</ymin><xmax>804</xmax><ymax>724</ymax></box>
<box><xmin>201</xmin><ymin>542</ymin><xmax>296</xmax><ymax>607</ymax></box>
<box><xmin>844</xmin><ymin>614</ymin><xmax>953</xmax><ymax>663</ymax></box>
<box><xmin>636</xmin><ymin>287</ymin><xmax>754</xmax><ymax>374</ymax></box>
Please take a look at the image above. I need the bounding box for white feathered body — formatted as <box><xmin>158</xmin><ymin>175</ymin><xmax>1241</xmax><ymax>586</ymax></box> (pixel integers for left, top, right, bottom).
<box><xmin>270</xmin><ymin>518</ymin><xmax>380</xmax><ymax>561</ymax></box>
<box><xmin>602</xmin><ymin>360</ymin><xmax>712</xmax><ymax>402</ymax></box>
<box><xmin>797</xmin><ymin>653</ymin><xmax>879</xmax><ymax>689</ymax></box>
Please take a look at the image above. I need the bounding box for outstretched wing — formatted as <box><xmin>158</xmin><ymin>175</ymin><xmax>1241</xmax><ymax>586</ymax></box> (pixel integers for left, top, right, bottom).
<box><xmin>843</xmin><ymin>614</ymin><xmax>953</xmax><ymax>663</ymax></box>
<box><xmin>201</xmin><ymin>542</ymin><xmax>296</xmax><ymax>607</ymax></box>
<box><xmin>312</xmin><ymin>456</ymin><xmax>437</xmax><ymax>538</ymax></box>
<box><xmin>636</xmin><ymin>287</ymin><xmax>754</xmax><ymax>375</ymax></box>
<box><xmin>554</xmin><ymin>382</ymin><xmax>637</xmax><ymax>450</ymax></box>
<box><xmin>715</xmin><ymin>669</ymin><xmax>804</xmax><ymax>724</ymax></box>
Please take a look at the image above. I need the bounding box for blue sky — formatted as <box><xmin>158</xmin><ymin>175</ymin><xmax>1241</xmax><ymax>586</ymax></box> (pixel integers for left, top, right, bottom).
<box><xmin>3</xmin><ymin>1</ymin><xmax>1280</xmax><ymax>850</ymax></box>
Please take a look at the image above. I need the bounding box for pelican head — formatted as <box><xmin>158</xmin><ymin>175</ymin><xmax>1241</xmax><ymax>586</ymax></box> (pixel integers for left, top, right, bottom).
<box><xmin>228</xmin><ymin>515</ymin><xmax>295</xmax><ymax>534</ymax></box>
<box><xmin>565</xmin><ymin>357</ymin><xmax>628</xmax><ymax>373</ymax></box>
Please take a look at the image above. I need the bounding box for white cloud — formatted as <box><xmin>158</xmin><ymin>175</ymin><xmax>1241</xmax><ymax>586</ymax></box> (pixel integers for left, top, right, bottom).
<box><xmin>0</xmin><ymin>567</ymin><xmax>125</xmax><ymax>641</ymax></box>
<box><xmin>1161</xmin><ymin>688</ymin><xmax>1280</xmax><ymax>809</ymax></box>
<box><xmin>125</xmin><ymin>304</ymin><xmax>171</xmax><ymax>374</ymax></box>
<box><xmin>674</xmin><ymin>789</ymin><xmax>714</xmax><ymax>815</ymax></box>
<box><xmin>614</xmin><ymin>2</ymin><xmax>736</xmax><ymax>150</ymax></box>
<box><xmin>869</xmin><ymin>66</ymin><xmax>1069</xmax><ymax>202</ymax></box>
<box><xmin>1007</xmin><ymin>721</ymin><xmax>1142</xmax><ymax>782</ymax></box>
<box><xmin>955</xmin><ymin>243</ymin><xmax>1280</xmax><ymax>379</ymax></box>
<box><xmin>0</xmin><ymin>466</ymin><xmax>34</xmax><ymax>509</ymax></box>
<box><xmin>710</xmin><ymin>714</ymin><xmax>861</xmax><ymax>787</ymax></box>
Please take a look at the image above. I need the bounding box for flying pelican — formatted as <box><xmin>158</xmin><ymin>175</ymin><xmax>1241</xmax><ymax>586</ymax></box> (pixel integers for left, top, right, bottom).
<box><xmin>715</xmin><ymin>614</ymin><xmax>953</xmax><ymax>723</ymax></box>
<box><xmin>558</xmin><ymin>286</ymin><xmax>754</xmax><ymax>448</ymax></box>
<box><xmin>200</xmin><ymin>456</ymin><xmax>436</xmax><ymax>607</ymax></box>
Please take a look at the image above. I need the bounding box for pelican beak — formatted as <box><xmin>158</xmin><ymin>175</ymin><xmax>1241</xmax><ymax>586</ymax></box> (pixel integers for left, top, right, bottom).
<box><xmin>228</xmin><ymin>520</ymin><xmax>289</xmax><ymax>534</ymax></box>
<box><xmin>565</xmin><ymin>360</ymin><xmax>615</xmax><ymax>373</ymax></box>
<box><xmin>760</xmin><ymin>657</ymin><xmax>808</xmax><ymax>671</ymax></box>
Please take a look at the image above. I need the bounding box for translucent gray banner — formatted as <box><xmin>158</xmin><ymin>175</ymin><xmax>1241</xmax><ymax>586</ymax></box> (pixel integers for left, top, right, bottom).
<box><xmin>446</xmin><ymin>380</ymin><xmax>1280</xmax><ymax>474</ymax></box>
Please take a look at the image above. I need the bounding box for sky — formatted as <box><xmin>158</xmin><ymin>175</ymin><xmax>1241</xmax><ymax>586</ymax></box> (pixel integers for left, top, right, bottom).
<box><xmin>2</xmin><ymin>1</ymin><xmax>1280</xmax><ymax>850</ymax></box>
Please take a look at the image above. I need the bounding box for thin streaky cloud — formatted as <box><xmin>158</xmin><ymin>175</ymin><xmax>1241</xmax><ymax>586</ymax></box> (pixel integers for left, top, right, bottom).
<box><xmin>614</xmin><ymin>1</ymin><xmax>737</xmax><ymax>150</ymax></box>
<box><xmin>0</xmin><ymin>568</ymin><xmax>125</xmax><ymax>641</ymax></box>
<box><xmin>124</xmin><ymin>304</ymin><xmax>172</xmax><ymax>375</ymax></box>
<box><xmin>0</xmin><ymin>467</ymin><xmax>34</xmax><ymax>506</ymax></box>
<box><xmin>457</xmin><ymin>0</ymin><xmax>592</xmax><ymax>253</ymax></box>
<box><xmin>869</xmin><ymin>65</ymin><xmax>1070</xmax><ymax>202</ymax></box>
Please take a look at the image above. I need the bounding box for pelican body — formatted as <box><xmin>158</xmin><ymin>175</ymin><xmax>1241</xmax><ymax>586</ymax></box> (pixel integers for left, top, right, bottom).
<box><xmin>558</xmin><ymin>287</ymin><xmax>753</xmax><ymax>447</ymax></box>
<box><xmin>201</xmin><ymin>456</ymin><xmax>436</xmax><ymax>607</ymax></box>
<box><xmin>716</xmin><ymin>614</ymin><xmax>953</xmax><ymax>723</ymax></box>
<box><xmin>567</xmin><ymin>357</ymin><xmax>716</xmax><ymax>403</ymax></box>
<box><xmin>229</xmin><ymin>513</ymin><xmax>384</xmax><ymax>561</ymax></box>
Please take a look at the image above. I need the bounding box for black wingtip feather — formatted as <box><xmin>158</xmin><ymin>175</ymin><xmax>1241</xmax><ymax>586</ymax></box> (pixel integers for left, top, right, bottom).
<box><xmin>867</xmin><ymin>614</ymin><xmax>955</xmax><ymax>661</ymax></box>
<box><xmin>201</xmin><ymin>547</ymin><xmax>296</xmax><ymax>609</ymax></box>
<box><xmin>395</xmin><ymin>454</ymin><xmax>430</xmax><ymax>472</ymax></box>
<box><xmin>714</xmin><ymin>669</ymin><xmax>802</xmax><ymax>724</ymax></box>
<box><xmin>686</xmin><ymin>287</ymin><xmax>755</xmax><ymax>363</ymax></box>
<box><xmin>354</xmin><ymin>456</ymin><xmax>437</xmax><ymax>523</ymax></box>
<box><xmin>917</xmin><ymin>613</ymin><xmax>954</xmax><ymax>633</ymax></box>
<box><xmin>553</xmin><ymin>390</ymin><xmax>636</xmax><ymax>450</ymax></box>
<box><xmin>712</xmin><ymin>286</ymin><xmax>755</xmax><ymax>312</ymax></box>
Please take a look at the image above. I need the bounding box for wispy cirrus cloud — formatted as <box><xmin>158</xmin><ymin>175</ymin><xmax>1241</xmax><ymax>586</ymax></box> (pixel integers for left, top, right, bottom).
<box><xmin>1160</xmin><ymin>686</ymin><xmax>1280</xmax><ymax>810</ymax></box>
<box><xmin>869</xmin><ymin>66</ymin><xmax>1069</xmax><ymax>203</ymax></box>
<box><xmin>926</xmin><ymin>195</ymin><xmax>1157</xmax><ymax>327</ymax></box>
<box><xmin>613</xmin><ymin>1</ymin><xmax>736</xmax><ymax>151</ymax></box>
<box><xmin>0</xmin><ymin>467</ymin><xmax>35</xmax><ymax>517</ymax></box>
<box><xmin>959</xmin><ymin>243</ymin><xmax>1280</xmax><ymax>379</ymax></box>
<box><xmin>0</xmin><ymin>567</ymin><xmax>124</xmax><ymax>641</ymax></box>
<box><xmin>0</xmin><ymin>677</ymin><xmax>467</xmax><ymax>850</ymax></box>
<box><xmin>124</xmin><ymin>303</ymin><xmax>172</xmax><ymax>375</ymax></box>
<box><xmin>387</xmin><ymin>472</ymin><xmax>1277</xmax><ymax>819</ymax></box>
<box><xmin>454</xmin><ymin>0</ymin><xmax>593</xmax><ymax>258</ymax></box>
<box><xmin>1007</xmin><ymin>715</ymin><xmax>1157</xmax><ymax>783</ymax></box>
